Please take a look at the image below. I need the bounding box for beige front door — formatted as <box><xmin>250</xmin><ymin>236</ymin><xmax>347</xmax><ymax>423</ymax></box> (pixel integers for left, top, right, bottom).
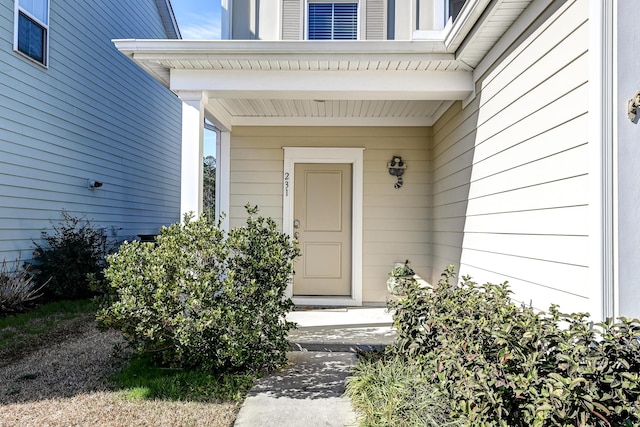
<box><xmin>293</xmin><ymin>163</ymin><xmax>352</xmax><ymax>296</ymax></box>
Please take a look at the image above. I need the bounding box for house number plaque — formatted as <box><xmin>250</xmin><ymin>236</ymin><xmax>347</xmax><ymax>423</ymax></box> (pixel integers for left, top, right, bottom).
<box><xmin>284</xmin><ymin>172</ymin><xmax>290</xmax><ymax>196</ymax></box>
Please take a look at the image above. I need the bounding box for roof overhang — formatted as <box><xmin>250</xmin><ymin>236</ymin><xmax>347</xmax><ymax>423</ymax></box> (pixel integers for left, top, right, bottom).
<box><xmin>115</xmin><ymin>40</ymin><xmax>473</xmax><ymax>129</ymax></box>
<box><xmin>115</xmin><ymin>0</ymin><xmax>533</xmax><ymax>129</ymax></box>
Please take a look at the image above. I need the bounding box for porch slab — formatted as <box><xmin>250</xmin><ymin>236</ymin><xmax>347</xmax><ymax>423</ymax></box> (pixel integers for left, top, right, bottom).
<box><xmin>234</xmin><ymin>308</ymin><xmax>396</xmax><ymax>427</ymax></box>
<box><xmin>286</xmin><ymin>307</ymin><xmax>396</xmax><ymax>352</ymax></box>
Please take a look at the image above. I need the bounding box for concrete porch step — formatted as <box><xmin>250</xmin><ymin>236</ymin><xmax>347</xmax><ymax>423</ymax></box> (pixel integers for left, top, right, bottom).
<box><xmin>287</xmin><ymin>324</ymin><xmax>396</xmax><ymax>353</ymax></box>
<box><xmin>285</xmin><ymin>307</ymin><xmax>397</xmax><ymax>352</ymax></box>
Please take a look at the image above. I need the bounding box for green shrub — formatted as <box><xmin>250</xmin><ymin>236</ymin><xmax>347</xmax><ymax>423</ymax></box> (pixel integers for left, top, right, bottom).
<box><xmin>389</xmin><ymin>266</ymin><xmax>640</xmax><ymax>427</ymax></box>
<box><xmin>96</xmin><ymin>206</ymin><xmax>299</xmax><ymax>374</ymax></box>
<box><xmin>31</xmin><ymin>211</ymin><xmax>113</xmax><ymax>299</ymax></box>
<box><xmin>346</xmin><ymin>351</ymin><xmax>462</xmax><ymax>427</ymax></box>
<box><xmin>0</xmin><ymin>257</ymin><xmax>45</xmax><ymax>316</ymax></box>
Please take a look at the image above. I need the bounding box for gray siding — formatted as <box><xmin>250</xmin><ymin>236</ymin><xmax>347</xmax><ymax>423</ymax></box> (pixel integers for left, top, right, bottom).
<box><xmin>431</xmin><ymin>0</ymin><xmax>590</xmax><ymax>313</ymax></box>
<box><xmin>0</xmin><ymin>0</ymin><xmax>182</xmax><ymax>261</ymax></box>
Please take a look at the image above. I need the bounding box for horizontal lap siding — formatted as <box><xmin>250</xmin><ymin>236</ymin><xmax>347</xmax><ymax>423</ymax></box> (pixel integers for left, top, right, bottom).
<box><xmin>431</xmin><ymin>0</ymin><xmax>590</xmax><ymax>313</ymax></box>
<box><xmin>0</xmin><ymin>0</ymin><xmax>181</xmax><ymax>261</ymax></box>
<box><xmin>229</xmin><ymin>126</ymin><xmax>431</xmax><ymax>303</ymax></box>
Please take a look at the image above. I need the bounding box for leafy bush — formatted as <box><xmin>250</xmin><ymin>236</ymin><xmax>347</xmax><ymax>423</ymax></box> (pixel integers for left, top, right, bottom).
<box><xmin>0</xmin><ymin>257</ymin><xmax>45</xmax><ymax>316</ymax></box>
<box><xmin>31</xmin><ymin>211</ymin><xmax>114</xmax><ymax>299</ymax></box>
<box><xmin>389</xmin><ymin>266</ymin><xmax>640</xmax><ymax>427</ymax></box>
<box><xmin>96</xmin><ymin>206</ymin><xmax>299</xmax><ymax>374</ymax></box>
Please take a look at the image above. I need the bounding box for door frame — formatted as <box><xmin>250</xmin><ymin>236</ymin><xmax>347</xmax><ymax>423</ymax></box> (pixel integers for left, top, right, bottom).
<box><xmin>283</xmin><ymin>147</ymin><xmax>364</xmax><ymax>306</ymax></box>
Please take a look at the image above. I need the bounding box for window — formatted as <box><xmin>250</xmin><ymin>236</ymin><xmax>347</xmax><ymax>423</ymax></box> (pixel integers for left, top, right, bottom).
<box><xmin>449</xmin><ymin>0</ymin><xmax>466</xmax><ymax>22</ymax></box>
<box><xmin>15</xmin><ymin>0</ymin><xmax>49</xmax><ymax>66</ymax></box>
<box><xmin>308</xmin><ymin>2</ymin><xmax>358</xmax><ymax>40</ymax></box>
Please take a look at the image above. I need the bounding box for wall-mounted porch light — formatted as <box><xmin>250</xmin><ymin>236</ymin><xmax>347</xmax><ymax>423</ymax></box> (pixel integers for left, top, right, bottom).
<box><xmin>387</xmin><ymin>156</ymin><xmax>407</xmax><ymax>189</ymax></box>
<box><xmin>88</xmin><ymin>179</ymin><xmax>103</xmax><ymax>190</ymax></box>
<box><xmin>628</xmin><ymin>90</ymin><xmax>640</xmax><ymax>123</ymax></box>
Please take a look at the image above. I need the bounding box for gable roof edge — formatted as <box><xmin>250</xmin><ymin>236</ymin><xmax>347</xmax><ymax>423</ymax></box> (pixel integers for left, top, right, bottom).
<box><xmin>155</xmin><ymin>0</ymin><xmax>181</xmax><ymax>39</ymax></box>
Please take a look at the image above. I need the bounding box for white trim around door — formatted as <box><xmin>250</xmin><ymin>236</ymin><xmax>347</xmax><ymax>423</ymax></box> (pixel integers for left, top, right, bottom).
<box><xmin>283</xmin><ymin>147</ymin><xmax>364</xmax><ymax>306</ymax></box>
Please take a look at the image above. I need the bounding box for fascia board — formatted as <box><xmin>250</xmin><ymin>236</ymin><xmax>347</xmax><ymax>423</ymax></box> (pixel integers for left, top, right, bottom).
<box><xmin>444</xmin><ymin>0</ymin><xmax>493</xmax><ymax>52</ymax></box>
<box><xmin>113</xmin><ymin>39</ymin><xmax>449</xmax><ymax>57</ymax></box>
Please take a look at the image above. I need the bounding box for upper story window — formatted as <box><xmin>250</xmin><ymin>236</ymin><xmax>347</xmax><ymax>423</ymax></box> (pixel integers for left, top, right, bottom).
<box><xmin>308</xmin><ymin>2</ymin><xmax>358</xmax><ymax>40</ymax></box>
<box><xmin>449</xmin><ymin>0</ymin><xmax>466</xmax><ymax>22</ymax></box>
<box><xmin>14</xmin><ymin>0</ymin><xmax>49</xmax><ymax>66</ymax></box>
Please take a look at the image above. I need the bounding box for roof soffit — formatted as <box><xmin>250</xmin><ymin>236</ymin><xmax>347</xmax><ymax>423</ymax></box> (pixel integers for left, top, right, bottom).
<box><xmin>114</xmin><ymin>0</ymin><xmax>533</xmax><ymax>126</ymax></box>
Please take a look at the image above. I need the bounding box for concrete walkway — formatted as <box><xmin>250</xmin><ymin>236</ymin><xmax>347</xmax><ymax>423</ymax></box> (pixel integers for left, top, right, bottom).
<box><xmin>233</xmin><ymin>308</ymin><xmax>395</xmax><ymax>427</ymax></box>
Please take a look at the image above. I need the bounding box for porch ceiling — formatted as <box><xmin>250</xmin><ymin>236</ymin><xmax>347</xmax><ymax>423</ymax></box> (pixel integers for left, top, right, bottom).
<box><xmin>115</xmin><ymin>40</ymin><xmax>475</xmax><ymax>130</ymax></box>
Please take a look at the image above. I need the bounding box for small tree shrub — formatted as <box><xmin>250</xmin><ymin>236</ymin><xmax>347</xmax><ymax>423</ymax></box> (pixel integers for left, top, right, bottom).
<box><xmin>389</xmin><ymin>266</ymin><xmax>640</xmax><ymax>427</ymax></box>
<box><xmin>0</xmin><ymin>257</ymin><xmax>45</xmax><ymax>316</ymax></box>
<box><xmin>31</xmin><ymin>211</ymin><xmax>113</xmax><ymax>299</ymax></box>
<box><xmin>96</xmin><ymin>206</ymin><xmax>299</xmax><ymax>374</ymax></box>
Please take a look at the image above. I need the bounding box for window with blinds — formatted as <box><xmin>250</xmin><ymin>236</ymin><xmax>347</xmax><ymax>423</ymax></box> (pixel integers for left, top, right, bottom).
<box><xmin>14</xmin><ymin>0</ymin><xmax>49</xmax><ymax>65</ymax></box>
<box><xmin>308</xmin><ymin>3</ymin><xmax>358</xmax><ymax>40</ymax></box>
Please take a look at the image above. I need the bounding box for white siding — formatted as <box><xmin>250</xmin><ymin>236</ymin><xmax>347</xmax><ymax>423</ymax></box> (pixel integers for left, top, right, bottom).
<box><xmin>431</xmin><ymin>0</ymin><xmax>591</xmax><ymax>313</ymax></box>
<box><xmin>0</xmin><ymin>0</ymin><xmax>182</xmax><ymax>262</ymax></box>
<box><xmin>229</xmin><ymin>126</ymin><xmax>431</xmax><ymax>303</ymax></box>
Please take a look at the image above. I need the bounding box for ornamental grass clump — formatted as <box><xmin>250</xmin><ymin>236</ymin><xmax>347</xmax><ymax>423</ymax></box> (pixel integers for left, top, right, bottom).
<box><xmin>96</xmin><ymin>206</ymin><xmax>299</xmax><ymax>374</ymax></box>
<box><xmin>0</xmin><ymin>257</ymin><xmax>45</xmax><ymax>316</ymax></box>
<box><xmin>389</xmin><ymin>266</ymin><xmax>640</xmax><ymax>427</ymax></box>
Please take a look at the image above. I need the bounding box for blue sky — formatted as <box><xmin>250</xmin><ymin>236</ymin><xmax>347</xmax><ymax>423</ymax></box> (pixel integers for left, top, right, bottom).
<box><xmin>171</xmin><ymin>1</ymin><xmax>221</xmax><ymax>157</ymax></box>
<box><xmin>172</xmin><ymin>1</ymin><xmax>222</xmax><ymax>40</ymax></box>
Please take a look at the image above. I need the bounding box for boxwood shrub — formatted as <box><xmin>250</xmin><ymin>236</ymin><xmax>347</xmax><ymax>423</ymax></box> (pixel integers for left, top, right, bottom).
<box><xmin>96</xmin><ymin>206</ymin><xmax>299</xmax><ymax>374</ymax></box>
<box><xmin>389</xmin><ymin>266</ymin><xmax>640</xmax><ymax>427</ymax></box>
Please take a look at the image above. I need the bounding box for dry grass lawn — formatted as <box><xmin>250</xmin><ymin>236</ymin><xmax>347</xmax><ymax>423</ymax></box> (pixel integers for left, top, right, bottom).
<box><xmin>0</xmin><ymin>315</ymin><xmax>239</xmax><ymax>427</ymax></box>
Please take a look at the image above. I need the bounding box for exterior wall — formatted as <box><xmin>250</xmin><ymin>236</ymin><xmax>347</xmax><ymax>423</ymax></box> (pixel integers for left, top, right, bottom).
<box><xmin>431</xmin><ymin>0</ymin><xmax>591</xmax><ymax>313</ymax></box>
<box><xmin>229</xmin><ymin>0</ymin><xmax>443</xmax><ymax>40</ymax></box>
<box><xmin>0</xmin><ymin>0</ymin><xmax>182</xmax><ymax>262</ymax></box>
<box><xmin>228</xmin><ymin>126</ymin><xmax>432</xmax><ymax>303</ymax></box>
<box><xmin>229</xmin><ymin>0</ymin><xmax>389</xmax><ymax>40</ymax></box>
<box><xmin>616</xmin><ymin>1</ymin><xmax>640</xmax><ymax>319</ymax></box>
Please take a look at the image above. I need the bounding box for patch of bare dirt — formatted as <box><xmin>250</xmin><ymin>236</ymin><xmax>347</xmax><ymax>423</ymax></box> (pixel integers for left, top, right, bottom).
<box><xmin>0</xmin><ymin>320</ymin><xmax>239</xmax><ymax>427</ymax></box>
<box><xmin>0</xmin><ymin>313</ymin><xmax>97</xmax><ymax>369</ymax></box>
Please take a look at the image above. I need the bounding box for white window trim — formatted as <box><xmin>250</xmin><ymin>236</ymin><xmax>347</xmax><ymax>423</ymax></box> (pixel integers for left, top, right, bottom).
<box><xmin>283</xmin><ymin>147</ymin><xmax>364</xmax><ymax>306</ymax></box>
<box><xmin>13</xmin><ymin>0</ymin><xmax>50</xmax><ymax>67</ymax></box>
<box><xmin>304</xmin><ymin>0</ymin><xmax>361</xmax><ymax>41</ymax></box>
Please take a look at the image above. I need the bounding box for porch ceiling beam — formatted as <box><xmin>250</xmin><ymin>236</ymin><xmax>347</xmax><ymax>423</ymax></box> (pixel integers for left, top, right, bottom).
<box><xmin>170</xmin><ymin>69</ymin><xmax>473</xmax><ymax>101</ymax></box>
<box><xmin>204</xmin><ymin>99</ymin><xmax>233</xmax><ymax>132</ymax></box>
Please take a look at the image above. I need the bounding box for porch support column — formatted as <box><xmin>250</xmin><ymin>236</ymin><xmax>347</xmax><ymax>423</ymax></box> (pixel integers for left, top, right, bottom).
<box><xmin>216</xmin><ymin>131</ymin><xmax>231</xmax><ymax>232</ymax></box>
<box><xmin>179</xmin><ymin>91</ymin><xmax>207</xmax><ymax>220</ymax></box>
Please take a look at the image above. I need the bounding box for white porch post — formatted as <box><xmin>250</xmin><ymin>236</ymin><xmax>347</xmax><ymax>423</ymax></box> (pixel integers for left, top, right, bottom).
<box><xmin>216</xmin><ymin>131</ymin><xmax>231</xmax><ymax>232</ymax></box>
<box><xmin>179</xmin><ymin>91</ymin><xmax>207</xmax><ymax>220</ymax></box>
